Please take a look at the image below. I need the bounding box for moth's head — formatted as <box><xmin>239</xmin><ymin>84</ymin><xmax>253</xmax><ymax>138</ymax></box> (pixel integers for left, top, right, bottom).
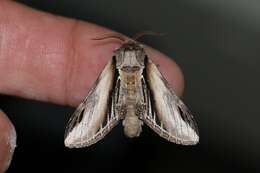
<box><xmin>114</xmin><ymin>41</ymin><xmax>146</xmax><ymax>70</ymax></box>
<box><xmin>92</xmin><ymin>31</ymin><xmax>163</xmax><ymax>70</ymax></box>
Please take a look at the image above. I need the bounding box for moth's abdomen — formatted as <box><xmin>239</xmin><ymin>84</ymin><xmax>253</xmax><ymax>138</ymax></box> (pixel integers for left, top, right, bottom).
<box><xmin>122</xmin><ymin>97</ymin><xmax>144</xmax><ymax>138</ymax></box>
<box><xmin>119</xmin><ymin>68</ymin><xmax>145</xmax><ymax>138</ymax></box>
<box><xmin>122</xmin><ymin>115</ymin><xmax>143</xmax><ymax>138</ymax></box>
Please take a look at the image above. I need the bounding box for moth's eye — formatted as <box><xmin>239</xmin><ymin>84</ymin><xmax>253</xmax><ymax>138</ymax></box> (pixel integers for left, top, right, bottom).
<box><xmin>133</xmin><ymin>66</ymin><xmax>140</xmax><ymax>71</ymax></box>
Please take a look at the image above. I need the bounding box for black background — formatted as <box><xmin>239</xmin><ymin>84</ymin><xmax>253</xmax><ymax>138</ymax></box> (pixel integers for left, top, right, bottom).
<box><xmin>1</xmin><ymin>0</ymin><xmax>259</xmax><ymax>172</ymax></box>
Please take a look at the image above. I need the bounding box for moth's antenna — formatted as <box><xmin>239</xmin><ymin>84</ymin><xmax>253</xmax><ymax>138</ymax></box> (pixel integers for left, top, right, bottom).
<box><xmin>92</xmin><ymin>34</ymin><xmax>126</xmax><ymax>43</ymax></box>
<box><xmin>132</xmin><ymin>31</ymin><xmax>165</xmax><ymax>41</ymax></box>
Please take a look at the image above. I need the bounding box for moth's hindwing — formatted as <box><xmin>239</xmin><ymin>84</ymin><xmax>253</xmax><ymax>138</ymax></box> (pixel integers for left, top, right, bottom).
<box><xmin>64</xmin><ymin>57</ymin><xmax>120</xmax><ymax>148</ymax></box>
<box><xmin>143</xmin><ymin>58</ymin><xmax>199</xmax><ymax>145</ymax></box>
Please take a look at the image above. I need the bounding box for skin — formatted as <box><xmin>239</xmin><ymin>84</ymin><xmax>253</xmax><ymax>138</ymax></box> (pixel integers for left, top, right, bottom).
<box><xmin>0</xmin><ymin>1</ymin><xmax>184</xmax><ymax>172</ymax></box>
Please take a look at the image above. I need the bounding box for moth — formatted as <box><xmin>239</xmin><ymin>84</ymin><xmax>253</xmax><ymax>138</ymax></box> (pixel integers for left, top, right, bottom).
<box><xmin>64</xmin><ymin>32</ymin><xmax>199</xmax><ymax>148</ymax></box>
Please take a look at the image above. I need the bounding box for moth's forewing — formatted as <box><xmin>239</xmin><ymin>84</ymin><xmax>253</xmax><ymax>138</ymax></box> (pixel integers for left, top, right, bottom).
<box><xmin>143</xmin><ymin>58</ymin><xmax>199</xmax><ymax>145</ymax></box>
<box><xmin>64</xmin><ymin>57</ymin><xmax>120</xmax><ymax>148</ymax></box>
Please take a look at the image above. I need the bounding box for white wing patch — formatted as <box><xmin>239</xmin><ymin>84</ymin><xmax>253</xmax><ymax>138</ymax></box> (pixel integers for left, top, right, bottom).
<box><xmin>64</xmin><ymin>58</ymin><xmax>119</xmax><ymax>148</ymax></box>
<box><xmin>144</xmin><ymin>59</ymin><xmax>199</xmax><ymax>145</ymax></box>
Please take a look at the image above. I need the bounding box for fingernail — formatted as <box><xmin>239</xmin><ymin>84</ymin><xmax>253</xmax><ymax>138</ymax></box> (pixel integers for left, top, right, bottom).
<box><xmin>0</xmin><ymin>109</ymin><xmax>17</xmax><ymax>173</ymax></box>
<box><xmin>3</xmin><ymin>124</ymin><xmax>16</xmax><ymax>173</ymax></box>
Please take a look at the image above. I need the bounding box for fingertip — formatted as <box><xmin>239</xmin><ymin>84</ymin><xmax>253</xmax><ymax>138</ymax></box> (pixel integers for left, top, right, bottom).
<box><xmin>0</xmin><ymin>110</ymin><xmax>16</xmax><ymax>173</ymax></box>
<box><xmin>0</xmin><ymin>0</ymin><xmax>184</xmax><ymax>105</ymax></box>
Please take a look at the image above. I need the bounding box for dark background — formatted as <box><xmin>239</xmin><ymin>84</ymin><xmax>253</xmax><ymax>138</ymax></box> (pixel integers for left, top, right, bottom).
<box><xmin>1</xmin><ymin>0</ymin><xmax>259</xmax><ymax>172</ymax></box>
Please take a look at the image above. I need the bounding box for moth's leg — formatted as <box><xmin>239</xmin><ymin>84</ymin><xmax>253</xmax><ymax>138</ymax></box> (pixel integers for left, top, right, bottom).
<box><xmin>137</xmin><ymin>77</ymin><xmax>148</xmax><ymax>119</ymax></box>
<box><xmin>109</xmin><ymin>78</ymin><xmax>119</xmax><ymax>121</ymax></box>
<box><xmin>141</xmin><ymin>76</ymin><xmax>156</xmax><ymax>121</ymax></box>
<box><xmin>114</xmin><ymin>78</ymin><xmax>127</xmax><ymax>119</ymax></box>
<box><xmin>116</xmin><ymin>104</ymin><xmax>127</xmax><ymax>119</ymax></box>
<box><xmin>135</xmin><ymin>102</ymin><xmax>146</xmax><ymax>118</ymax></box>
